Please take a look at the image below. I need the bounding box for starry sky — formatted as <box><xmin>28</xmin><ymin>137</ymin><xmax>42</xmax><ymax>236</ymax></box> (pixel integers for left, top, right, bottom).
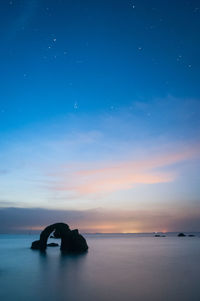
<box><xmin>0</xmin><ymin>0</ymin><xmax>200</xmax><ymax>233</ymax></box>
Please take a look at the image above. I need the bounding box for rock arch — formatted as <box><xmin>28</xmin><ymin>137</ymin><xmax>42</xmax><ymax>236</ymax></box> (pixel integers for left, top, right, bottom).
<box><xmin>31</xmin><ymin>223</ymin><xmax>88</xmax><ymax>253</ymax></box>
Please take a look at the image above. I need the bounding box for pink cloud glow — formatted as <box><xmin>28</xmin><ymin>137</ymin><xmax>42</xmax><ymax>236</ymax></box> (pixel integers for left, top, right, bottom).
<box><xmin>46</xmin><ymin>145</ymin><xmax>199</xmax><ymax>197</ymax></box>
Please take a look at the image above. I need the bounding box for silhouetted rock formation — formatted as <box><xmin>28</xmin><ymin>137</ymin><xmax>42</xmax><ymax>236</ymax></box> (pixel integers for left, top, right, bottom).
<box><xmin>188</xmin><ymin>234</ymin><xmax>195</xmax><ymax>237</ymax></box>
<box><xmin>31</xmin><ymin>223</ymin><xmax>88</xmax><ymax>253</ymax></box>
<box><xmin>47</xmin><ymin>243</ymin><xmax>59</xmax><ymax>247</ymax></box>
<box><xmin>178</xmin><ymin>233</ymin><xmax>186</xmax><ymax>237</ymax></box>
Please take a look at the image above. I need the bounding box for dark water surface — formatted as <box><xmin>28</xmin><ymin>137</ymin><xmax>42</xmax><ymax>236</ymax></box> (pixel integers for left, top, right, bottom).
<box><xmin>0</xmin><ymin>234</ymin><xmax>200</xmax><ymax>301</ymax></box>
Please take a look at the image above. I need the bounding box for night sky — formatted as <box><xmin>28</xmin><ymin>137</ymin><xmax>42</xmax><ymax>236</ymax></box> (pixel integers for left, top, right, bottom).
<box><xmin>0</xmin><ymin>0</ymin><xmax>200</xmax><ymax>233</ymax></box>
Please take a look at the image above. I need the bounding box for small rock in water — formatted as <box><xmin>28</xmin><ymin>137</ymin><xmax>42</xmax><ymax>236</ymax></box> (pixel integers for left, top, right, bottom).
<box><xmin>47</xmin><ymin>243</ymin><xmax>59</xmax><ymax>247</ymax></box>
<box><xmin>155</xmin><ymin>234</ymin><xmax>166</xmax><ymax>237</ymax></box>
<box><xmin>178</xmin><ymin>233</ymin><xmax>186</xmax><ymax>237</ymax></box>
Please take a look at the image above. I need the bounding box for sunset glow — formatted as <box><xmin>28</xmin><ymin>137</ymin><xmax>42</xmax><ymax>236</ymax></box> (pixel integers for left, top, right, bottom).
<box><xmin>0</xmin><ymin>0</ymin><xmax>199</xmax><ymax>233</ymax></box>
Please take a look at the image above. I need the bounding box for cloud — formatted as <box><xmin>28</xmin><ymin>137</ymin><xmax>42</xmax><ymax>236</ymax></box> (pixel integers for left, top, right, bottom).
<box><xmin>0</xmin><ymin>200</ymin><xmax>28</xmax><ymax>207</ymax></box>
<box><xmin>0</xmin><ymin>206</ymin><xmax>200</xmax><ymax>233</ymax></box>
<box><xmin>46</xmin><ymin>145</ymin><xmax>199</xmax><ymax>198</ymax></box>
<box><xmin>0</xmin><ymin>96</ymin><xmax>199</xmax><ymax>207</ymax></box>
<box><xmin>0</xmin><ymin>169</ymin><xmax>8</xmax><ymax>175</ymax></box>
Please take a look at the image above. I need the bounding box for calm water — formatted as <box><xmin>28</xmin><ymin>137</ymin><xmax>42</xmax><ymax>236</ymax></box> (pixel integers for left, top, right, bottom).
<box><xmin>0</xmin><ymin>234</ymin><xmax>200</xmax><ymax>301</ymax></box>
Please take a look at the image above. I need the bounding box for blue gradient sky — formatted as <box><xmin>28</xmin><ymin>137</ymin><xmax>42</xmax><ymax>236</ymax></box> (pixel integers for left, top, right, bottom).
<box><xmin>0</xmin><ymin>0</ymin><xmax>200</xmax><ymax>232</ymax></box>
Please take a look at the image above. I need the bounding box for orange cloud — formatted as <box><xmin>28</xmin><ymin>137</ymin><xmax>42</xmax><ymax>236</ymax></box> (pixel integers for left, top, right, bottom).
<box><xmin>68</xmin><ymin>172</ymin><xmax>174</xmax><ymax>195</ymax></box>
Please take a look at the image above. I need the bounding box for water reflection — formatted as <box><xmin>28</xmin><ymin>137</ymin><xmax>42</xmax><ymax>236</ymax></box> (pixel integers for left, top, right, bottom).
<box><xmin>33</xmin><ymin>248</ymin><xmax>88</xmax><ymax>300</ymax></box>
<box><xmin>1</xmin><ymin>235</ymin><xmax>200</xmax><ymax>301</ymax></box>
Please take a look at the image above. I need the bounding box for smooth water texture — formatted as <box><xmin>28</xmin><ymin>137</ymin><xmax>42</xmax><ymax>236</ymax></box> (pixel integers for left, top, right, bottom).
<box><xmin>0</xmin><ymin>234</ymin><xmax>200</xmax><ymax>301</ymax></box>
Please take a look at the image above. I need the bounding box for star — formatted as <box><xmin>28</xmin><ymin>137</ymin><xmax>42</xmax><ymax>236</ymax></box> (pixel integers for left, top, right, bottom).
<box><xmin>74</xmin><ymin>102</ymin><xmax>78</xmax><ymax>109</ymax></box>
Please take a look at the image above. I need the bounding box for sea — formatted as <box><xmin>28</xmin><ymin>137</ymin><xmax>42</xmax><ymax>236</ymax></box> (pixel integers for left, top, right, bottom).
<box><xmin>0</xmin><ymin>233</ymin><xmax>200</xmax><ymax>301</ymax></box>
